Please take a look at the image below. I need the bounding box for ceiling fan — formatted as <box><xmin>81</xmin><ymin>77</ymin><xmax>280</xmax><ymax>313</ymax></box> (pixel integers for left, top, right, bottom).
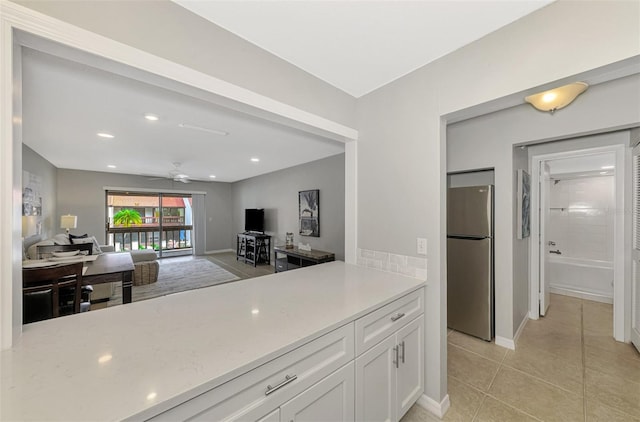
<box><xmin>149</xmin><ymin>162</ymin><xmax>192</xmax><ymax>183</ymax></box>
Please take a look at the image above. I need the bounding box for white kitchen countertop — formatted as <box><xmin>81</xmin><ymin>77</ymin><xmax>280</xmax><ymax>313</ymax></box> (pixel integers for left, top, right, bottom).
<box><xmin>1</xmin><ymin>261</ymin><xmax>425</xmax><ymax>421</ymax></box>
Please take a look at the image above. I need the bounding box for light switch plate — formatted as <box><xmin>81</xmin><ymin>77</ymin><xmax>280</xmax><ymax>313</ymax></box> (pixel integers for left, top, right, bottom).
<box><xmin>417</xmin><ymin>238</ymin><xmax>427</xmax><ymax>255</ymax></box>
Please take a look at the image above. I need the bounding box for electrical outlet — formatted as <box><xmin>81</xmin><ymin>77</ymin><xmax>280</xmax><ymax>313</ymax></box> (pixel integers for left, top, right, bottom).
<box><xmin>417</xmin><ymin>238</ymin><xmax>427</xmax><ymax>255</ymax></box>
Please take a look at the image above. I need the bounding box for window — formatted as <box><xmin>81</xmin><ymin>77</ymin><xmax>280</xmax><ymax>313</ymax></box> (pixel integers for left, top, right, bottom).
<box><xmin>106</xmin><ymin>191</ymin><xmax>193</xmax><ymax>258</ymax></box>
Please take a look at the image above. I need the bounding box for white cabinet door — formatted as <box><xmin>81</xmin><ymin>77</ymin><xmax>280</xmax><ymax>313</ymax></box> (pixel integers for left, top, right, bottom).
<box><xmin>355</xmin><ymin>335</ymin><xmax>397</xmax><ymax>422</ymax></box>
<box><xmin>257</xmin><ymin>408</ymin><xmax>280</xmax><ymax>422</ymax></box>
<box><xmin>396</xmin><ymin>317</ymin><xmax>424</xmax><ymax>419</ymax></box>
<box><xmin>280</xmin><ymin>362</ymin><xmax>354</xmax><ymax>422</ymax></box>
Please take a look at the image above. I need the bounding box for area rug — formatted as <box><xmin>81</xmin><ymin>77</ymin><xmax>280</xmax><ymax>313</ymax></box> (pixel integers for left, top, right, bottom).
<box><xmin>107</xmin><ymin>257</ymin><xmax>241</xmax><ymax>306</ymax></box>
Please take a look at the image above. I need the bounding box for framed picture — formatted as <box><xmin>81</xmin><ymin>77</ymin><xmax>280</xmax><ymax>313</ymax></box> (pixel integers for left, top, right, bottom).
<box><xmin>517</xmin><ymin>169</ymin><xmax>531</xmax><ymax>239</ymax></box>
<box><xmin>299</xmin><ymin>189</ymin><xmax>319</xmax><ymax>237</ymax></box>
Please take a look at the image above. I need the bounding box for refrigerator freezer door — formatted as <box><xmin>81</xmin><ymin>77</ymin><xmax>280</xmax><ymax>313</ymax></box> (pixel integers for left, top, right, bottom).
<box><xmin>447</xmin><ymin>185</ymin><xmax>492</xmax><ymax>237</ymax></box>
<box><xmin>447</xmin><ymin>237</ymin><xmax>493</xmax><ymax>340</ymax></box>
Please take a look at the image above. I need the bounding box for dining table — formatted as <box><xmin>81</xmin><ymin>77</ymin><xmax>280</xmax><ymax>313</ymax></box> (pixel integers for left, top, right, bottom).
<box><xmin>82</xmin><ymin>252</ymin><xmax>135</xmax><ymax>303</ymax></box>
<box><xmin>23</xmin><ymin>252</ymin><xmax>135</xmax><ymax>304</ymax></box>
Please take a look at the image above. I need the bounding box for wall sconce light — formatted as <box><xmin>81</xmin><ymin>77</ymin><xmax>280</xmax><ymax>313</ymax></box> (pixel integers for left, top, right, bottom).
<box><xmin>524</xmin><ymin>82</ymin><xmax>588</xmax><ymax>114</ymax></box>
<box><xmin>60</xmin><ymin>214</ymin><xmax>77</xmax><ymax>234</ymax></box>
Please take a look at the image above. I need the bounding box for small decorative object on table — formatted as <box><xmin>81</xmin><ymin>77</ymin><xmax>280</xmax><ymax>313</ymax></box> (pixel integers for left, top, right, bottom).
<box><xmin>285</xmin><ymin>232</ymin><xmax>294</xmax><ymax>249</ymax></box>
<box><xmin>298</xmin><ymin>243</ymin><xmax>312</xmax><ymax>252</ymax></box>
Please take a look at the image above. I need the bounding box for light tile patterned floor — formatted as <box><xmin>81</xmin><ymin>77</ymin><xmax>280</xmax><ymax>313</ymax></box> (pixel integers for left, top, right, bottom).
<box><xmin>401</xmin><ymin>294</ymin><xmax>640</xmax><ymax>422</ymax></box>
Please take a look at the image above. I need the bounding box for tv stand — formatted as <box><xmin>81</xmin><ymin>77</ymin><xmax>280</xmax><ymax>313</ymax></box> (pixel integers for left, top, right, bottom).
<box><xmin>236</xmin><ymin>233</ymin><xmax>271</xmax><ymax>267</ymax></box>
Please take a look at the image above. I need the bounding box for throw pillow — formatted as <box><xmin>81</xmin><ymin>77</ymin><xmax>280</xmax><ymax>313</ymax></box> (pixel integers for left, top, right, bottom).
<box><xmin>53</xmin><ymin>233</ymin><xmax>72</xmax><ymax>245</ymax></box>
<box><xmin>71</xmin><ymin>236</ymin><xmax>102</xmax><ymax>255</ymax></box>
<box><xmin>69</xmin><ymin>233</ymin><xmax>88</xmax><ymax>243</ymax></box>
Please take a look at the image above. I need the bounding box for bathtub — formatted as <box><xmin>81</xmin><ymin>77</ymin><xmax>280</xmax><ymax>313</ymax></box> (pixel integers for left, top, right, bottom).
<box><xmin>546</xmin><ymin>255</ymin><xmax>613</xmax><ymax>303</ymax></box>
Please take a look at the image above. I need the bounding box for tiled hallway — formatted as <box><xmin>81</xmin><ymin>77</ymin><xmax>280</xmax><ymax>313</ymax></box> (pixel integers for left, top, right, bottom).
<box><xmin>402</xmin><ymin>294</ymin><xmax>640</xmax><ymax>421</ymax></box>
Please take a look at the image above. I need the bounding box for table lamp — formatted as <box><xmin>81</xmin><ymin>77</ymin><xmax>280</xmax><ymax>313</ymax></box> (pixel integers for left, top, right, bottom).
<box><xmin>60</xmin><ymin>214</ymin><xmax>77</xmax><ymax>234</ymax></box>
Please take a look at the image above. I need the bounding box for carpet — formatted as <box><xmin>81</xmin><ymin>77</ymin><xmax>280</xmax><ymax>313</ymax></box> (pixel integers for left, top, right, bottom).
<box><xmin>107</xmin><ymin>257</ymin><xmax>241</xmax><ymax>306</ymax></box>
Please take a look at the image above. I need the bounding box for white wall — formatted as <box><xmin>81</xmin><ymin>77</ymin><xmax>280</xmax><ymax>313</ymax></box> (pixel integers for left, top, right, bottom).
<box><xmin>231</xmin><ymin>154</ymin><xmax>345</xmax><ymax>261</ymax></box>
<box><xmin>358</xmin><ymin>1</ymin><xmax>639</xmax><ymax>403</ymax></box>
<box><xmin>549</xmin><ymin>175</ymin><xmax>615</xmax><ymax>262</ymax></box>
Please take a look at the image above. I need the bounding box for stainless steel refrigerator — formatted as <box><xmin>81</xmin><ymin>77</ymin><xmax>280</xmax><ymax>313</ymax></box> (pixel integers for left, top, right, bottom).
<box><xmin>447</xmin><ymin>185</ymin><xmax>494</xmax><ymax>341</ymax></box>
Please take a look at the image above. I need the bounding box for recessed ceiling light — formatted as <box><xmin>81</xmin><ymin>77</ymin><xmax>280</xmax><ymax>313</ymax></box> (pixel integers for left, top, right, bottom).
<box><xmin>107</xmin><ymin>165</ymin><xmax>116</xmax><ymax>169</ymax></box>
<box><xmin>146</xmin><ymin>392</ymin><xmax>157</xmax><ymax>401</ymax></box>
<box><xmin>209</xmin><ymin>175</ymin><xmax>216</xmax><ymax>179</ymax></box>
<box><xmin>98</xmin><ymin>354</ymin><xmax>112</xmax><ymax>364</ymax></box>
<box><xmin>251</xmin><ymin>157</ymin><xmax>260</xmax><ymax>162</ymax></box>
<box><xmin>178</xmin><ymin>123</ymin><xmax>229</xmax><ymax>136</ymax></box>
<box><xmin>601</xmin><ymin>165</ymin><xmax>615</xmax><ymax>170</ymax></box>
<box><xmin>599</xmin><ymin>171</ymin><xmax>608</xmax><ymax>175</ymax></box>
<box><xmin>144</xmin><ymin>113</ymin><xmax>159</xmax><ymax>121</ymax></box>
<box><xmin>251</xmin><ymin>309</ymin><xmax>259</xmax><ymax>315</ymax></box>
<box><xmin>97</xmin><ymin>132</ymin><xmax>114</xmax><ymax>139</ymax></box>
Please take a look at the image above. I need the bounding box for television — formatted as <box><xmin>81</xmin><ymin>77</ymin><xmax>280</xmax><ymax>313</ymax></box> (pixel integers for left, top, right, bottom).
<box><xmin>244</xmin><ymin>208</ymin><xmax>265</xmax><ymax>233</ymax></box>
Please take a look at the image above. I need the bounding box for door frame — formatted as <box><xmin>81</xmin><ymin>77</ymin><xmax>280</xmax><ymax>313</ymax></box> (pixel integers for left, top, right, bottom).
<box><xmin>631</xmin><ymin>142</ymin><xmax>640</xmax><ymax>351</ymax></box>
<box><xmin>530</xmin><ymin>144</ymin><xmax>627</xmax><ymax>342</ymax></box>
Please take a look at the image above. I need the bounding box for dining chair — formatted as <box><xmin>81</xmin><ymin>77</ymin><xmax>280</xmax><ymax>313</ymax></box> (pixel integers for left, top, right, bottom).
<box><xmin>34</xmin><ymin>243</ymin><xmax>94</xmax><ymax>305</ymax></box>
<box><xmin>22</xmin><ymin>262</ymin><xmax>85</xmax><ymax>324</ymax></box>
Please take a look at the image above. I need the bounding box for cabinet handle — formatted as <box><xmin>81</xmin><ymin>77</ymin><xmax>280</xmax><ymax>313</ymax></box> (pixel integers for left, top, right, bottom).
<box><xmin>393</xmin><ymin>346</ymin><xmax>399</xmax><ymax>368</ymax></box>
<box><xmin>265</xmin><ymin>374</ymin><xmax>297</xmax><ymax>396</ymax></box>
<box><xmin>391</xmin><ymin>312</ymin><xmax>405</xmax><ymax>322</ymax></box>
<box><xmin>400</xmin><ymin>341</ymin><xmax>405</xmax><ymax>364</ymax></box>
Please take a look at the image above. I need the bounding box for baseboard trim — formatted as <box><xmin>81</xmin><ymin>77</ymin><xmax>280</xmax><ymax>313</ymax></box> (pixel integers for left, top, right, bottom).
<box><xmin>205</xmin><ymin>249</ymin><xmax>234</xmax><ymax>255</ymax></box>
<box><xmin>495</xmin><ymin>335</ymin><xmax>515</xmax><ymax>350</ymax></box>
<box><xmin>417</xmin><ymin>393</ymin><xmax>450</xmax><ymax>418</ymax></box>
<box><xmin>513</xmin><ymin>315</ymin><xmax>529</xmax><ymax>348</ymax></box>
<box><xmin>549</xmin><ymin>286</ymin><xmax>613</xmax><ymax>304</ymax></box>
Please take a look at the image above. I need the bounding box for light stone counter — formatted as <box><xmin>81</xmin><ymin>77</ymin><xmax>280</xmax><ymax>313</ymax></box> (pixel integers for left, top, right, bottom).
<box><xmin>1</xmin><ymin>261</ymin><xmax>425</xmax><ymax>421</ymax></box>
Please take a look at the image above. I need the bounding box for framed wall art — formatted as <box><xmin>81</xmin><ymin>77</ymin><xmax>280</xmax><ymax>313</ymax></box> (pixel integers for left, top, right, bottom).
<box><xmin>299</xmin><ymin>189</ymin><xmax>319</xmax><ymax>237</ymax></box>
<box><xmin>517</xmin><ymin>169</ymin><xmax>531</xmax><ymax>239</ymax></box>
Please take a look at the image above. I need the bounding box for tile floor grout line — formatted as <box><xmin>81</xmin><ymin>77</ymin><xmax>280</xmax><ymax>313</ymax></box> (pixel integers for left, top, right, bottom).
<box><xmin>470</xmin><ymin>394</ymin><xmax>487</xmax><ymax>422</ymax></box>
<box><xmin>484</xmin><ymin>392</ymin><xmax>546</xmax><ymax>422</ymax></box>
<box><xmin>447</xmin><ymin>340</ymin><xmax>506</xmax><ymax>365</ymax></box>
<box><xmin>486</xmin><ymin>347</ymin><xmax>507</xmax><ymax>392</ymax></box>
<box><xmin>492</xmin><ymin>360</ymin><xmax>584</xmax><ymax>398</ymax></box>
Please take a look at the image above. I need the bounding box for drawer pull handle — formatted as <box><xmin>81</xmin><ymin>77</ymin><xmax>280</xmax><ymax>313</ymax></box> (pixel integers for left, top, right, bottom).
<box><xmin>391</xmin><ymin>312</ymin><xmax>405</xmax><ymax>322</ymax></box>
<box><xmin>265</xmin><ymin>374</ymin><xmax>297</xmax><ymax>396</ymax></box>
<box><xmin>393</xmin><ymin>346</ymin><xmax>399</xmax><ymax>368</ymax></box>
<box><xmin>400</xmin><ymin>340</ymin><xmax>406</xmax><ymax>364</ymax></box>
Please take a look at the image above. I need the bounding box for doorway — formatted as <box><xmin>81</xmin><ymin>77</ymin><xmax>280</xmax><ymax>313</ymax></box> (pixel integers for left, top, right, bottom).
<box><xmin>530</xmin><ymin>144</ymin><xmax>627</xmax><ymax>341</ymax></box>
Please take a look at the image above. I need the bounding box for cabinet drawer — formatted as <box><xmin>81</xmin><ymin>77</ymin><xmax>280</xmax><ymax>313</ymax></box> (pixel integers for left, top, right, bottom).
<box><xmin>149</xmin><ymin>323</ymin><xmax>354</xmax><ymax>421</ymax></box>
<box><xmin>355</xmin><ymin>288</ymin><xmax>424</xmax><ymax>356</ymax></box>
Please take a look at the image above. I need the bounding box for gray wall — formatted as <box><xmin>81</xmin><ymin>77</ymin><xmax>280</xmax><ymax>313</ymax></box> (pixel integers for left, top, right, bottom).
<box><xmin>22</xmin><ymin>144</ymin><xmax>57</xmax><ymax>239</ymax></box>
<box><xmin>56</xmin><ymin>169</ymin><xmax>233</xmax><ymax>251</ymax></box>
<box><xmin>14</xmin><ymin>0</ymin><xmax>356</xmax><ymax>128</ymax></box>
<box><xmin>512</xmin><ymin>146</ymin><xmax>529</xmax><ymax>334</ymax></box>
<box><xmin>447</xmin><ymin>74</ymin><xmax>640</xmax><ymax>340</ymax></box>
<box><xmin>231</xmin><ymin>154</ymin><xmax>345</xmax><ymax>261</ymax></box>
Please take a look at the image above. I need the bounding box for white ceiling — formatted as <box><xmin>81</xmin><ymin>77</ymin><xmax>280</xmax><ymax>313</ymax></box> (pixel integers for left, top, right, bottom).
<box><xmin>174</xmin><ymin>0</ymin><xmax>554</xmax><ymax>98</ymax></box>
<box><xmin>21</xmin><ymin>48</ymin><xmax>344</xmax><ymax>183</ymax></box>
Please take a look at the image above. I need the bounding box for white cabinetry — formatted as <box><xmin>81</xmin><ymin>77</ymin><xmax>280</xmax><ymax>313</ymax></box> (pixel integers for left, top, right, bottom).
<box><xmin>355</xmin><ymin>315</ymin><xmax>424</xmax><ymax>422</ymax></box>
<box><xmin>281</xmin><ymin>362</ymin><xmax>354</xmax><ymax>422</ymax></box>
<box><xmin>147</xmin><ymin>288</ymin><xmax>424</xmax><ymax>422</ymax></box>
